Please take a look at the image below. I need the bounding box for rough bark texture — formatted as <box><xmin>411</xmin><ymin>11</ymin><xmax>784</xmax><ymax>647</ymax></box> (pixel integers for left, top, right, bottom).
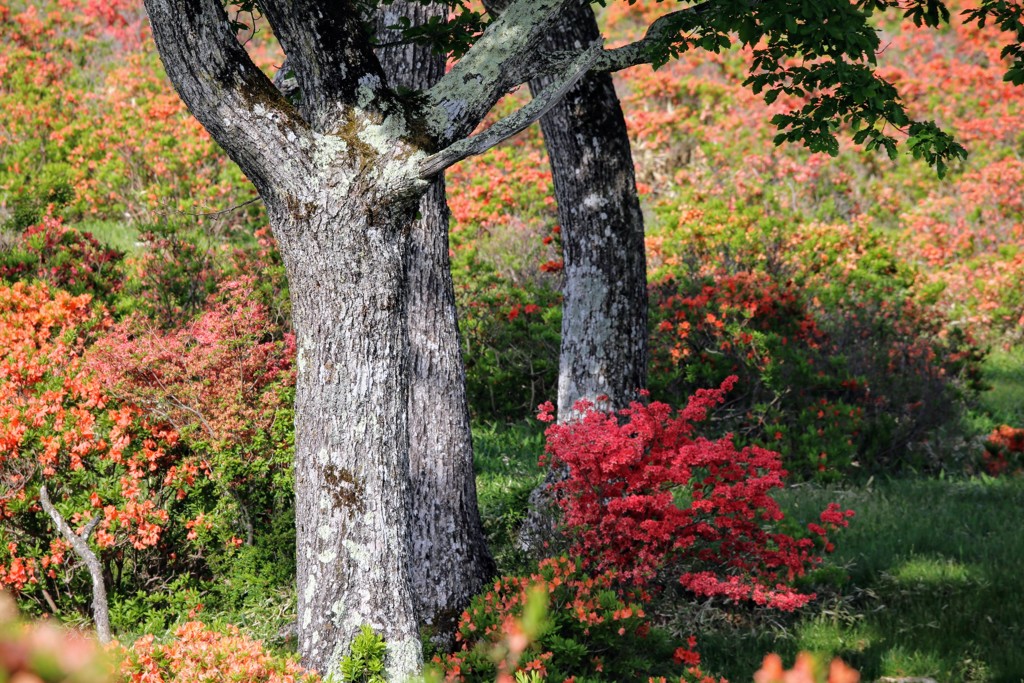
<box><xmin>376</xmin><ymin>2</ymin><xmax>495</xmax><ymax>636</ymax></box>
<box><xmin>533</xmin><ymin>4</ymin><xmax>648</xmax><ymax>421</ymax></box>
<box><xmin>277</xmin><ymin>185</ymin><xmax>423</xmax><ymax>679</ymax></box>
<box><xmin>477</xmin><ymin>0</ymin><xmax>648</xmax><ymax>549</ymax></box>
<box><xmin>143</xmin><ymin>0</ymin><xmax>624</xmax><ymax>676</ymax></box>
<box><xmin>38</xmin><ymin>485</ymin><xmax>110</xmax><ymax>643</ymax></box>
<box><xmin>146</xmin><ymin>1</ymin><xmax>431</xmax><ymax>676</ymax></box>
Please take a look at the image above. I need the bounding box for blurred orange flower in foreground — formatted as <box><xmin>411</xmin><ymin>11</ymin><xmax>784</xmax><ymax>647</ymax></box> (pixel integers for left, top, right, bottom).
<box><xmin>754</xmin><ymin>652</ymin><xmax>860</xmax><ymax>683</ymax></box>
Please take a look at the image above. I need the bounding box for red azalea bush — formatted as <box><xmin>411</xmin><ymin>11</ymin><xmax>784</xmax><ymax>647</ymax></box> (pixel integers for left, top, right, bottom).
<box><xmin>88</xmin><ymin>277</ymin><xmax>295</xmax><ymax>450</ymax></box>
<box><xmin>538</xmin><ymin>378</ymin><xmax>853</xmax><ymax>608</ymax></box>
<box><xmin>81</xmin><ymin>276</ymin><xmax>298</xmax><ymax>624</ymax></box>
<box><xmin>0</xmin><ymin>277</ymin><xmax>294</xmax><ymax>633</ymax></box>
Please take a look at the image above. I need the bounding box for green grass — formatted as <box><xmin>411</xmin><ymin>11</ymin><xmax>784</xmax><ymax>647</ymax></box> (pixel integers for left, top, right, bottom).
<box><xmin>687</xmin><ymin>478</ymin><xmax>1024</xmax><ymax>683</ymax></box>
<box><xmin>978</xmin><ymin>346</ymin><xmax>1024</xmax><ymax>428</ymax></box>
<box><xmin>75</xmin><ymin>219</ymin><xmax>142</xmax><ymax>253</ymax></box>
<box><xmin>472</xmin><ymin>419</ymin><xmax>1024</xmax><ymax>682</ymax></box>
<box><xmin>472</xmin><ymin>421</ymin><xmax>546</xmax><ymax>573</ymax></box>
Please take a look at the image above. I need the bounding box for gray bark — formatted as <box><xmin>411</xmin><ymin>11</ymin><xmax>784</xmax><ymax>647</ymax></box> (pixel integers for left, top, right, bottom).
<box><xmin>145</xmin><ymin>1</ymin><xmax>428</xmax><ymax>677</ymax></box>
<box><xmin>481</xmin><ymin>1</ymin><xmax>648</xmax><ymax>551</ymax></box>
<box><xmin>532</xmin><ymin>5</ymin><xmax>648</xmax><ymax>421</ymax></box>
<box><xmin>376</xmin><ymin>3</ymin><xmax>495</xmax><ymax>637</ymax></box>
<box><xmin>38</xmin><ymin>485</ymin><xmax>110</xmax><ymax>643</ymax></box>
<box><xmin>278</xmin><ymin>189</ymin><xmax>423</xmax><ymax>678</ymax></box>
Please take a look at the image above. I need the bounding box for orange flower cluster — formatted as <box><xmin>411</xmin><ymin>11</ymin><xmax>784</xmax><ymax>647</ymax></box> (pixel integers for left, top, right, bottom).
<box><xmin>121</xmin><ymin>621</ymin><xmax>318</xmax><ymax>683</ymax></box>
<box><xmin>982</xmin><ymin>425</ymin><xmax>1024</xmax><ymax>476</ymax></box>
<box><xmin>0</xmin><ymin>282</ymin><xmax>189</xmax><ymax>599</ymax></box>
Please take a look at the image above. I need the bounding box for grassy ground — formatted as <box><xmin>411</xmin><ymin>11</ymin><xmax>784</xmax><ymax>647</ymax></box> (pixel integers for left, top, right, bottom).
<box><xmin>472</xmin><ymin>422</ymin><xmax>1024</xmax><ymax>682</ymax></box>
<box><xmin>692</xmin><ymin>478</ymin><xmax>1024</xmax><ymax>683</ymax></box>
<box><xmin>977</xmin><ymin>346</ymin><xmax>1024</xmax><ymax>429</ymax></box>
<box><xmin>473</xmin><ymin>421</ymin><xmax>546</xmax><ymax>572</ymax></box>
<box><xmin>77</xmin><ymin>219</ymin><xmax>142</xmax><ymax>253</ymax></box>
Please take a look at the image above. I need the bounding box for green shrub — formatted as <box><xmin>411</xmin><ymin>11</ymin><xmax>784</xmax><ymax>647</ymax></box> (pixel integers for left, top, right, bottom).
<box><xmin>340</xmin><ymin>626</ymin><xmax>388</xmax><ymax>683</ymax></box>
<box><xmin>454</xmin><ymin>251</ymin><xmax>561</xmax><ymax>422</ymax></box>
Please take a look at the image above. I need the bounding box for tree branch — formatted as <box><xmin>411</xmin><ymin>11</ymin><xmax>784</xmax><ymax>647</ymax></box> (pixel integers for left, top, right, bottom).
<box><xmin>38</xmin><ymin>485</ymin><xmax>111</xmax><ymax>644</ymax></box>
<box><xmin>143</xmin><ymin>0</ymin><xmax>313</xmax><ymax>196</ymax></box>
<box><xmin>260</xmin><ymin>0</ymin><xmax>394</xmax><ymax>131</ymax></box>
<box><xmin>423</xmin><ymin>0</ymin><xmax>580</xmax><ymax>145</ymax></box>
<box><xmin>594</xmin><ymin>1</ymin><xmax>718</xmax><ymax>73</ymax></box>
<box><xmin>80</xmin><ymin>515</ymin><xmax>102</xmax><ymax>540</ymax></box>
<box><xmin>419</xmin><ymin>40</ymin><xmax>602</xmax><ymax>178</ymax></box>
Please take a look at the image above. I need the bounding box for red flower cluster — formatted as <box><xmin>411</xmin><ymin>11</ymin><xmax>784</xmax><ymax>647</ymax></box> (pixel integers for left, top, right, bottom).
<box><xmin>982</xmin><ymin>425</ymin><xmax>1024</xmax><ymax>476</ymax></box>
<box><xmin>540</xmin><ymin>378</ymin><xmax>853</xmax><ymax>609</ymax></box>
<box><xmin>0</xmin><ymin>216</ymin><xmax>124</xmax><ymax>302</ymax></box>
<box><xmin>88</xmin><ymin>277</ymin><xmax>296</xmax><ymax>448</ymax></box>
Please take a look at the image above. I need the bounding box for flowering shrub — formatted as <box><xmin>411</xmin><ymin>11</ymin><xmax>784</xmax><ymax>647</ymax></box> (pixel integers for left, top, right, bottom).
<box><xmin>89</xmin><ymin>278</ymin><xmax>295</xmax><ymax>450</ymax></box>
<box><xmin>119</xmin><ymin>621</ymin><xmax>318</xmax><ymax>683</ymax></box>
<box><xmin>646</xmin><ymin>213</ymin><xmax>984</xmax><ymax>478</ymax></box>
<box><xmin>122</xmin><ymin>221</ymin><xmax>224</xmax><ymax>327</ymax></box>
<box><xmin>538</xmin><ymin>379</ymin><xmax>853</xmax><ymax>608</ymax></box>
<box><xmin>0</xmin><ymin>281</ymin><xmax>199</xmax><ymax>622</ymax></box>
<box><xmin>981</xmin><ymin>425</ymin><xmax>1024</xmax><ymax>476</ymax></box>
<box><xmin>454</xmin><ymin>253</ymin><xmax>562</xmax><ymax>421</ymax></box>
<box><xmin>0</xmin><ymin>215</ymin><xmax>125</xmax><ymax>303</ymax></box>
<box><xmin>434</xmin><ymin>556</ymin><xmax>720</xmax><ymax>683</ymax></box>
<box><xmin>0</xmin><ymin>0</ymin><xmax>255</xmax><ymax>223</ymax></box>
<box><xmin>88</xmin><ymin>277</ymin><xmax>297</xmax><ymax>553</ymax></box>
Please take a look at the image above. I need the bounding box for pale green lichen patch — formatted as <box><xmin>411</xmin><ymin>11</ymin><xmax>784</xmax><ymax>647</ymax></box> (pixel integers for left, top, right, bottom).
<box><xmin>313</xmin><ymin>132</ymin><xmax>350</xmax><ymax>168</ymax></box>
<box><xmin>342</xmin><ymin>539</ymin><xmax>370</xmax><ymax>568</ymax></box>
<box><xmin>356</xmin><ymin>73</ymin><xmax>383</xmax><ymax>110</ymax></box>
<box><xmin>424</xmin><ymin>0</ymin><xmax>564</xmax><ymax>140</ymax></box>
<box><xmin>387</xmin><ymin>636</ymin><xmax>423</xmax><ymax>682</ymax></box>
<box><xmin>356</xmin><ymin>110</ymin><xmax>408</xmax><ymax>156</ymax></box>
<box><xmin>303</xmin><ymin>575</ymin><xmax>318</xmax><ymax>605</ymax></box>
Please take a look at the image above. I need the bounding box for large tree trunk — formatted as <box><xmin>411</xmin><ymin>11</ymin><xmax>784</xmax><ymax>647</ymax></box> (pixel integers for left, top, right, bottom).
<box><xmin>145</xmin><ymin>0</ymin><xmax>602</xmax><ymax>676</ymax></box>
<box><xmin>376</xmin><ymin>3</ymin><xmax>495</xmax><ymax>637</ymax></box>
<box><xmin>275</xmin><ymin>192</ymin><xmax>422</xmax><ymax>679</ymax></box>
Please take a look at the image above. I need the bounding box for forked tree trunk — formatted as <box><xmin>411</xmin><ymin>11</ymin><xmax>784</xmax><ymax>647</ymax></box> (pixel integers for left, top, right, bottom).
<box><xmin>275</xmin><ymin>192</ymin><xmax>422</xmax><ymax>678</ymax></box>
<box><xmin>144</xmin><ymin>0</ymin><xmax>607</xmax><ymax>677</ymax></box>
<box><xmin>376</xmin><ymin>3</ymin><xmax>495</xmax><ymax>636</ymax></box>
<box><xmin>38</xmin><ymin>485</ymin><xmax>110</xmax><ymax>644</ymax></box>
